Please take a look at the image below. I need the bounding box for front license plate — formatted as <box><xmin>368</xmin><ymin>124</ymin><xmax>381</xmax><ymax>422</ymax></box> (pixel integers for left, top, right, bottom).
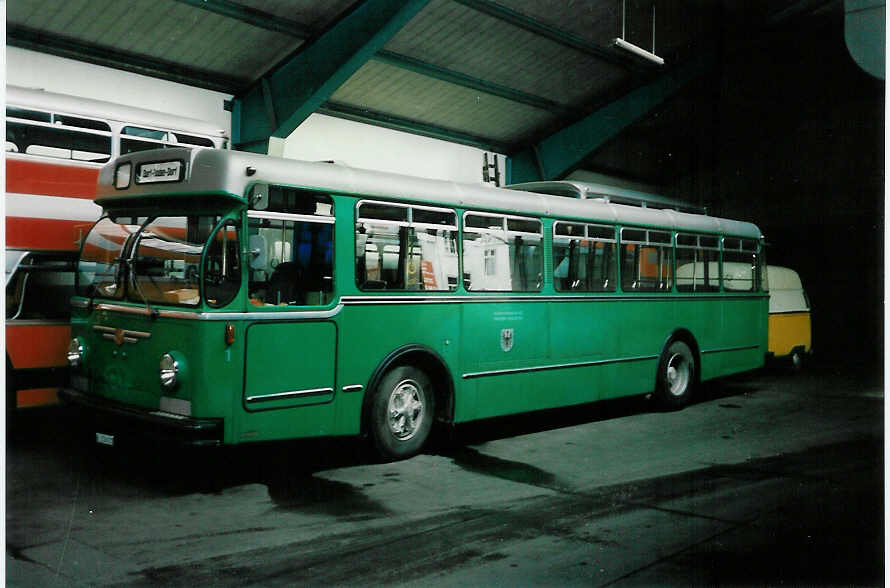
<box><xmin>96</xmin><ymin>432</ymin><xmax>115</xmax><ymax>446</ymax></box>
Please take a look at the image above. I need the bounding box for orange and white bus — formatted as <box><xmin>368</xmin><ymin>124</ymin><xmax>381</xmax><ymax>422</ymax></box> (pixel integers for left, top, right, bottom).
<box><xmin>5</xmin><ymin>85</ymin><xmax>228</xmax><ymax>416</ymax></box>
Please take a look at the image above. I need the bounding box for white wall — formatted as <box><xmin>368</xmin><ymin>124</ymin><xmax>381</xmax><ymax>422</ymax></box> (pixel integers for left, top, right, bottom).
<box><xmin>6</xmin><ymin>47</ymin><xmax>505</xmax><ymax>185</ymax></box>
<box><xmin>6</xmin><ymin>47</ymin><xmax>232</xmax><ymax>134</ymax></box>
<box><xmin>283</xmin><ymin>114</ymin><xmax>504</xmax><ymax>184</ymax></box>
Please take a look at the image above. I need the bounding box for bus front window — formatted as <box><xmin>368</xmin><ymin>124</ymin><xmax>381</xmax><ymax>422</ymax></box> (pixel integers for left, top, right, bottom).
<box><xmin>204</xmin><ymin>221</ymin><xmax>241</xmax><ymax>308</ymax></box>
<box><xmin>128</xmin><ymin>216</ymin><xmax>218</xmax><ymax>307</ymax></box>
<box><xmin>76</xmin><ymin>217</ymin><xmax>142</xmax><ymax>299</ymax></box>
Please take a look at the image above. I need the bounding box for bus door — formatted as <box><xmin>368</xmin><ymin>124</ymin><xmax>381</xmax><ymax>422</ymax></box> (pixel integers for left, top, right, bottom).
<box><xmin>6</xmin><ymin>251</ymin><xmax>77</xmax><ymax>408</ymax></box>
<box><xmin>239</xmin><ymin>188</ymin><xmax>338</xmax><ymax>439</ymax></box>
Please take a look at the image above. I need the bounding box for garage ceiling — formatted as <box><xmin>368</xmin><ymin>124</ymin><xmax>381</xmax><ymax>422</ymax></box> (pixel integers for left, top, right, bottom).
<box><xmin>8</xmin><ymin>0</ymin><xmax>831</xmax><ymax>185</ymax></box>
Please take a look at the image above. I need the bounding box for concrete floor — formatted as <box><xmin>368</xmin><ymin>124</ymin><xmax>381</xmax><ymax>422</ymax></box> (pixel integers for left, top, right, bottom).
<box><xmin>5</xmin><ymin>363</ymin><xmax>883</xmax><ymax>586</ymax></box>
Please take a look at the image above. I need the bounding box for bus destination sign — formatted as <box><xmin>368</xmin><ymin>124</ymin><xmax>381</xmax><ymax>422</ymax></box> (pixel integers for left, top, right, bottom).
<box><xmin>136</xmin><ymin>160</ymin><xmax>183</xmax><ymax>184</ymax></box>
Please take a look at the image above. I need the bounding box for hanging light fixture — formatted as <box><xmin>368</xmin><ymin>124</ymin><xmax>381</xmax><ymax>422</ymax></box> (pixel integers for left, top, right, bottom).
<box><xmin>613</xmin><ymin>0</ymin><xmax>665</xmax><ymax>66</ymax></box>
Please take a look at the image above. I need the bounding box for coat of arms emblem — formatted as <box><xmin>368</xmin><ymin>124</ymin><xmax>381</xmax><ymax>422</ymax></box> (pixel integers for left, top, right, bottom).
<box><xmin>500</xmin><ymin>328</ymin><xmax>514</xmax><ymax>352</ymax></box>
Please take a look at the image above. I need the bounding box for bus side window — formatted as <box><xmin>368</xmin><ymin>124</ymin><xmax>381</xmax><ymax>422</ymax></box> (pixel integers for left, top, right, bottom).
<box><xmin>620</xmin><ymin>229</ymin><xmax>673</xmax><ymax>292</ymax></box>
<box><xmin>553</xmin><ymin>222</ymin><xmax>616</xmax><ymax>292</ymax></box>
<box><xmin>247</xmin><ymin>187</ymin><xmax>335</xmax><ymax>306</ymax></box>
<box><xmin>355</xmin><ymin>201</ymin><xmax>458</xmax><ymax>292</ymax></box>
<box><xmin>463</xmin><ymin>213</ymin><xmax>542</xmax><ymax>292</ymax></box>
<box><xmin>6</xmin><ymin>255</ymin><xmax>77</xmax><ymax>321</ymax></box>
<box><xmin>722</xmin><ymin>237</ymin><xmax>759</xmax><ymax>291</ymax></box>
<box><xmin>676</xmin><ymin>233</ymin><xmax>720</xmax><ymax>293</ymax></box>
<box><xmin>6</xmin><ymin>112</ymin><xmax>112</xmax><ymax>163</ymax></box>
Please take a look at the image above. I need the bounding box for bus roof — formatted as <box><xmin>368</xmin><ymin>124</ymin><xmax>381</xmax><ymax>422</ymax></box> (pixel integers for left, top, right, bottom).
<box><xmin>6</xmin><ymin>85</ymin><xmax>228</xmax><ymax>139</ymax></box>
<box><xmin>507</xmin><ymin>180</ymin><xmax>706</xmax><ymax>214</ymax></box>
<box><xmin>97</xmin><ymin>147</ymin><xmax>763</xmax><ymax>240</ymax></box>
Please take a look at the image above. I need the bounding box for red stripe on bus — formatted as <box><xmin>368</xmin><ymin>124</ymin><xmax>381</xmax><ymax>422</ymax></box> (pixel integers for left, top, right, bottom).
<box><xmin>6</xmin><ymin>217</ymin><xmax>94</xmax><ymax>250</ymax></box>
<box><xmin>16</xmin><ymin>388</ymin><xmax>60</xmax><ymax>408</ymax></box>
<box><xmin>6</xmin><ymin>158</ymin><xmax>99</xmax><ymax>199</ymax></box>
<box><xmin>6</xmin><ymin>324</ymin><xmax>71</xmax><ymax>370</ymax></box>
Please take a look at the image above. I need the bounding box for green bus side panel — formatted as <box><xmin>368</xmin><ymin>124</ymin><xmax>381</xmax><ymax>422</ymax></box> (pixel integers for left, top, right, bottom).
<box><xmin>239</xmin><ymin>321</ymin><xmax>337</xmax><ymax>441</ymax></box>
<box><xmin>333</xmin><ymin>304</ymin><xmax>462</xmax><ymax>435</ymax></box>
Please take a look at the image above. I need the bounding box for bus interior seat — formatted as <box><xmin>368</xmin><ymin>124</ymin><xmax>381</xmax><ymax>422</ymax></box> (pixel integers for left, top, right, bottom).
<box><xmin>267</xmin><ymin>261</ymin><xmax>303</xmax><ymax>305</ymax></box>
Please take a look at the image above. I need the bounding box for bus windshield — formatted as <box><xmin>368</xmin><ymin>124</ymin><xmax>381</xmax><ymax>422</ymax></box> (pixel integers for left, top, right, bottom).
<box><xmin>77</xmin><ymin>214</ymin><xmax>234</xmax><ymax>307</ymax></box>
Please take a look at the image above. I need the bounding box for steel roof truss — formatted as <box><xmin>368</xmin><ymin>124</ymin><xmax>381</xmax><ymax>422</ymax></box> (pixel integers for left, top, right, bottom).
<box><xmin>509</xmin><ymin>53</ymin><xmax>715</xmax><ymax>183</ymax></box>
<box><xmin>373</xmin><ymin>50</ymin><xmax>575</xmax><ymax>116</ymax></box>
<box><xmin>232</xmin><ymin>0</ymin><xmax>430</xmax><ymax>153</ymax></box>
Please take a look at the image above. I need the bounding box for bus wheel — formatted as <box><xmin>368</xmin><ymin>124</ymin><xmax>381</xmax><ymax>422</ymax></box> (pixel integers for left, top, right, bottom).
<box><xmin>370</xmin><ymin>366</ymin><xmax>435</xmax><ymax>460</ymax></box>
<box><xmin>790</xmin><ymin>349</ymin><xmax>805</xmax><ymax>372</ymax></box>
<box><xmin>655</xmin><ymin>340</ymin><xmax>695</xmax><ymax>409</ymax></box>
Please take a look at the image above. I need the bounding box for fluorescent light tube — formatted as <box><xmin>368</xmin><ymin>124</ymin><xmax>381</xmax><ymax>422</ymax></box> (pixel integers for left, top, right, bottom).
<box><xmin>612</xmin><ymin>37</ymin><xmax>665</xmax><ymax>66</ymax></box>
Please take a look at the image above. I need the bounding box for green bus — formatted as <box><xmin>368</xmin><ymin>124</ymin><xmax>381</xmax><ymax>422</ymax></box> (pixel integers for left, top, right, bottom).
<box><xmin>62</xmin><ymin>147</ymin><xmax>767</xmax><ymax>459</ymax></box>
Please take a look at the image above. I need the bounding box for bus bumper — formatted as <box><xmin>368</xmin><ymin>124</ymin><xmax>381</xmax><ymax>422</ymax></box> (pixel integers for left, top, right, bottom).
<box><xmin>58</xmin><ymin>387</ymin><xmax>224</xmax><ymax>447</ymax></box>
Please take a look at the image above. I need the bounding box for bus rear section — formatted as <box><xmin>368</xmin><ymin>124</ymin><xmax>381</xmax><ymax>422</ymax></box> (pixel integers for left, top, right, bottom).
<box><xmin>766</xmin><ymin>265</ymin><xmax>812</xmax><ymax>369</ymax></box>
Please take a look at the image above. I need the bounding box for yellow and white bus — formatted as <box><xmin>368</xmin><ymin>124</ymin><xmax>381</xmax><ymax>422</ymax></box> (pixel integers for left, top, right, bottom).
<box><xmin>766</xmin><ymin>265</ymin><xmax>812</xmax><ymax>369</ymax></box>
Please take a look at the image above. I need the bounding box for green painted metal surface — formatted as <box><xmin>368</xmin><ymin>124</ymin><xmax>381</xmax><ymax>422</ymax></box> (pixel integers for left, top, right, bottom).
<box><xmin>232</xmin><ymin>0</ymin><xmax>430</xmax><ymax>151</ymax></box>
<box><xmin>508</xmin><ymin>53</ymin><xmax>715</xmax><ymax>183</ymax></box>
<box><xmin>373</xmin><ymin>51</ymin><xmax>575</xmax><ymax>116</ymax></box>
<box><xmin>70</xmin><ymin>175</ymin><xmax>767</xmax><ymax>446</ymax></box>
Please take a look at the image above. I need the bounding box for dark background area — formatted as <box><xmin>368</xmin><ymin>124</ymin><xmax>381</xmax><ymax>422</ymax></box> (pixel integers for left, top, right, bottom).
<box><xmin>589</xmin><ymin>6</ymin><xmax>884</xmax><ymax>373</ymax></box>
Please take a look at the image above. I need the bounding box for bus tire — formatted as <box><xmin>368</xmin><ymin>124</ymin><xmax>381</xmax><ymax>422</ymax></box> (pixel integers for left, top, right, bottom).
<box><xmin>370</xmin><ymin>365</ymin><xmax>435</xmax><ymax>460</ymax></box>
<box><xmin>654</xmin><ymin>340</ymin><xmax>695</xmax><ymax>409</ymax></box>
<box><xmin>790</xmin><ymin>348</ymin><xmax>805</xmax><ymax>372</ymax></box>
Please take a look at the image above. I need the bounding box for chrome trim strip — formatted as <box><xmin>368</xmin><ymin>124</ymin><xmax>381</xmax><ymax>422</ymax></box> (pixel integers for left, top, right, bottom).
<box><xmin>340</xmin><ymin>294</ymin><xmax>766</xmax><ymax>305</ymax></box>
<box><xmin>94</xmin><ymin>303</ymin><xmax>344</xmax><ymax>321</ymax></box>
<box><xmin>94</xmin><ymin>304</ymin><xmax>155</xmax><ymax>316</ymax></box>
<box><xmin>71</xmin><ymin>298</ymin><xmax>90</xmax><ymax>310</ymax></box>
<box><xmin>462</xmin><ymin>354</ymin><xmax>659</xmax><ymax>379</ymax></box>
<box><xmin>93</xmin><ymin>325</ymin><xmax>151</xmax><ymax>339</ymax></box>
<box><xmin>342</xmin><ymin>385</ymin><xmax>364</xmax><ymax>393</ymax></box>
<box><xmin>248</xmin><ymin>210</ymin><xmax>334</xmax><ymax>224</ymax></box>
<box><xmin>700</xmin><ymin>344</ymin><xmax>761</xmax><ymax>355</ymax></box>
<box><xmin>246</xmin><ymin>387</ymin><xmax>335</xmax><ymax>403</ymax></box>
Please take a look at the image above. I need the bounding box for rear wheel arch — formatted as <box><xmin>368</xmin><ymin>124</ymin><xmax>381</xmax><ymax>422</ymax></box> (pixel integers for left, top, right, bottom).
<box><xmin>663</xmin><ymin>329</ymin><xmax>701</xmax><ymax>382</ymax></box>
<box><xmin>653</xmin><ymin>330</ymin><xmax>701</xmax><ymax>409</ymax></box>
<box><xmin>362</xmin><ymin>344</ymin><xmax>455</xmax><ymax>436</ymax></box>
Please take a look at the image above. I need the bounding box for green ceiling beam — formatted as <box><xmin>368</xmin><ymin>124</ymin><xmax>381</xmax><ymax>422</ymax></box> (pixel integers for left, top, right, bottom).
<box><xmin>171</xmin><ymin>0</ymin><xmax>317</xmax><ymax>38</ymax></box>
<box><xmin>7</xmin><ymin>25</ymin><xmax>242</xmax><ymax>93</ymax></box>
<box><xmin>374</xmin><ymin>50</ymin><xmax>575</xmax><ymax>116</ymax></box>
<box><xmin>232</xmin><ymin>0</ymin><xmax>430</xmax><ymax>152</ymax></box>
<box><xmin>508</xmin><ymin>53</ymin><xmax>715</xmax><ymax>184</ymax></box>
<box><xmin>319</xmin><ymin>102</ymin><xmax>510</xmax><ymax>153</ymax></box>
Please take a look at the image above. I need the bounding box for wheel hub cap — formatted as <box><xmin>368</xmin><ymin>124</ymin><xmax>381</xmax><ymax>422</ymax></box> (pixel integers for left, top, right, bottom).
<box><xmin>388</xmin><ymin>379</ymin><xmax>424</xmax><ymax>441</ymax></box>
<box><xmin>667</xmin><ymin>353</ymin><xmax>690</xmax><ymax>396</ymax></box>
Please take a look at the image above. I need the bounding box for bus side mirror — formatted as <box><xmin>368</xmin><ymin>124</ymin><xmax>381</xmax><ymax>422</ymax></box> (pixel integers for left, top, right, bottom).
<box><xmin>249</xmin><ymin>235</ymin><xmax>267</xmax><ymax>270</ymax></box>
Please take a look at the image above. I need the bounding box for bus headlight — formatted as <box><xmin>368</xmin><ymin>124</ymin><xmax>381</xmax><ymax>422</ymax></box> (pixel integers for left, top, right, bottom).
<box><xmin>67</xmin><ymin>338</ymin><xmax>86</xmax><ymax>368</ymax></box>
<box><xmin>160</xmin><ymin>353</ymin><xmax>180</xmax><ymax>391</ymax></box>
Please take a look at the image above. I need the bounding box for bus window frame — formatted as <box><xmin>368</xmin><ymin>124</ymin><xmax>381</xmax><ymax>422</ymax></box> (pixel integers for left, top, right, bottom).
<box><xmin>355</xmin><ymin>199</ymin><xmax>459</xmax><ymax>293</ymax></box>
<box><xmin>675</xmin><ymin>232</ymin><xmax>721</xmax><ymax>293</ymax></box>
<box><xmin>461</xmin><ymin>210</ymin><xmax>543</xmax><ymax>293</ymax></box>
<box><xmin>619</xmin><ymin>226</ymin><xmax>675</xmax><ymax>293</ymax></box>
<box><xmin>552</xmin><ymin>220</ymin><xmax>617</xmax><ymax>293</ymax></box>
<box><xmin>6</xmin><ymin>113</ymin><xmax>114</xmax><ymax>162</ymax></box>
